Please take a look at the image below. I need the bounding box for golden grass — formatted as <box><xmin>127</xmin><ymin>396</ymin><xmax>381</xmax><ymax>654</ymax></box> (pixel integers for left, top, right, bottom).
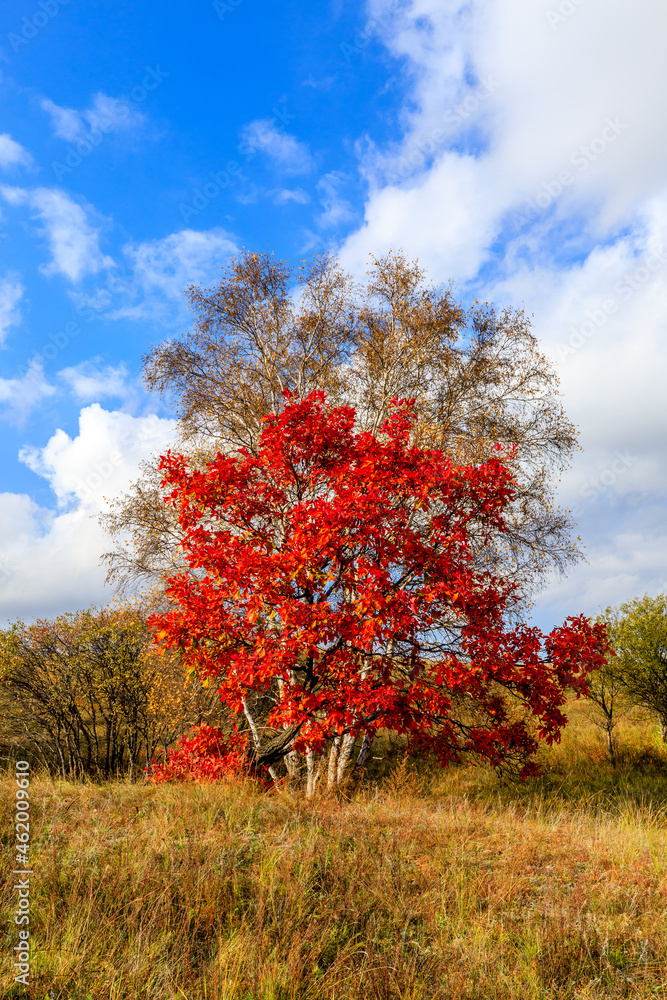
<box><xmin>2</xmin><ymin>702</ymin><xmax>667</xmax><ymax>999</ymax></box>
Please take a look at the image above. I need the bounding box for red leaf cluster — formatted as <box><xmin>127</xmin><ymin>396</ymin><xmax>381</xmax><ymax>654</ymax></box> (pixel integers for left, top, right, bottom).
<box><xmin>150</xmin><ymin>392</ymin><xmax>610</xmax><ymax>780</ymax></box>
<box><xmin>144</xmin><ymin>725</ymin><xmax>255</xmax><ymax>783</ymax></box>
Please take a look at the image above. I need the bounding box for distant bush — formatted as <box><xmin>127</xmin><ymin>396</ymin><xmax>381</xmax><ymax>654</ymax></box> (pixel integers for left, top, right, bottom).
<box><xmin>0</xmin><ymin>602</ymin><xmax>228</xmax><ymax>780</ymax></box>
<box><xmin>582</xmin><ymin>739</ymin><xmax>666</xmax><ymax>767</ymax></box>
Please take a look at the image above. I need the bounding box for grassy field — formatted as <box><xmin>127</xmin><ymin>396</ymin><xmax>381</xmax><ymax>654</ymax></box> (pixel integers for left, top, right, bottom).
<box><xmin>2</xmin><ymin>702</ymin><xmax>667</xmax><ymax>999</ymax></box>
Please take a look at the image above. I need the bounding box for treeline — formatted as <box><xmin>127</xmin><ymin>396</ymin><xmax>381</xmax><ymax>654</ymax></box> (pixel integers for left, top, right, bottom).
<box><xmin>0</xmin><ymin>601</ymin><xmax>228</xmax><ymax>779</ymax></box>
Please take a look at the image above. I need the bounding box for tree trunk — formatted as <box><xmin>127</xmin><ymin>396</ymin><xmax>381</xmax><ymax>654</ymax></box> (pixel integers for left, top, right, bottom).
<box><xmin>305</xmin><ymin>749</ymin><xmax>325</xmax><ymax>798</ymax></box>
<box><xmin>355</xmin><ymin>732</ymin><xmax>372</xmax><ymax>770</ymax></box>
<box><xmin>284</xmin><ymin>749</ymin><xmax>301</xmax><ymax>789</ymax></box>
<box><xmin>336</xmin><ymin>732</ymin><xmax>356</xmax><ymax>786</ymax></box>
<box><xmin>327</xmin><ymin>735</ymin><xmax>341</xmax><ymax>788</ymax></box>
<box><xmin>606</xmin><ymin>723</ymin><xmax>617</xmax><ymax>767</ymax></box>
<box><xmin>660</xmin><ymin>716</ymin><xmax>667</xmax><ymax>744</ymax></box>
<box><xmin>242</xmin><ymin>698</ymin><xmax>279</xmax><ymax>783</ymax></box>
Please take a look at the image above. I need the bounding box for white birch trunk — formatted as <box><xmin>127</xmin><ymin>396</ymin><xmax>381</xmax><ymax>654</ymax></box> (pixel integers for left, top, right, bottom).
<box><xmin>336</xmin><ymin>731</ymin><xmax>356</xmax><ymax>786</ymax></box>
<box><xmin>242</xmin><ymin>698</ymin><xmax>279</xmax><ymax>783</ymax></box>
<box><xmin>305</xmin><ymin>749</ymin><xmax>325</xmax><ymax>798</ymax></box>
<box><xmin>660</xmin><ymin>715</ymin><xmax>667</xmax><ymax>744</ymax></box>
<box><xmin>284</xmin><ymin>749</ymin><xmax>301</xmax><ymax>788</ymax></box>
<box><xmin>327</xmin><ymin>735</ymin><xmax>341</xmax><ymax>788</ymax></box>
<box><xmin>276</xmin><ymin>675</ymin><xmax>302</xmax><ymax>788</ymax></box>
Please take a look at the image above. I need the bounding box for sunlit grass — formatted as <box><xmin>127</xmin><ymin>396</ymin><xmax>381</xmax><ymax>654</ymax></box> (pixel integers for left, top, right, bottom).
<box><xmin>2</xmin><ymin>701</ymin><xmax>667</xmax><ymax>998</ymax></box>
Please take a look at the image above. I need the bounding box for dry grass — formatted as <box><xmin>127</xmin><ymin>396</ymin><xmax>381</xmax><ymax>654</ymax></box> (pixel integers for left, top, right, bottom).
<box><xmin>2</xmin><ymin>701</ymin><xmax>667</xmax><ymax>999</ymax></box>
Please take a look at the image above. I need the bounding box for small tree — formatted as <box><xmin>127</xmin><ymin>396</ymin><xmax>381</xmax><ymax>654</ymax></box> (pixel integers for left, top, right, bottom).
<box><xmin>582</xmin><ymin>663</ymin><xmax>630</xmax><ymax>767</ymax></box>
<box><xmin>606</xmin><ymin>594</ymin><xmax>667</xmax><ymax>742</ymax></box>
<box><xmin>151</xmin><ymin>392</ymin><xmax>608</xmax><ymax>793</ymax></box>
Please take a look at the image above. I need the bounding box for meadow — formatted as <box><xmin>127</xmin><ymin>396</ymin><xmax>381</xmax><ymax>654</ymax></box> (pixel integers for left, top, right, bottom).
<box><xmin>2</xmin><ymin>700</ymin><xmax>667</xmax><ymax>1000</ymax></box>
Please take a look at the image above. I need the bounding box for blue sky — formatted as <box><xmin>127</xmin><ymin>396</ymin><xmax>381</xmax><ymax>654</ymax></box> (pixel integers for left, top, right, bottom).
<box><xmin>0</xmin><ymin>0</ymin><xmax>665</xmax><ymax>629</ymax></box>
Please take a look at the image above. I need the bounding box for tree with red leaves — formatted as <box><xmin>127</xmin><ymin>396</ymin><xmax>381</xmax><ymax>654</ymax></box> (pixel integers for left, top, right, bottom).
<box><xmin>151</xmin><ymin>392</ymin><xmax>609</xmax><ymax>794</ymax></box>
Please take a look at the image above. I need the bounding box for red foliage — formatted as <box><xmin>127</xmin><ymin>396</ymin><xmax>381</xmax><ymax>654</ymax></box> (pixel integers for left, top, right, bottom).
<box><xmin>145</xmin><ymin>725</ymin><xmax>253</xmax><ymax>783</ymax></box>
<box><xmin>150</xmin><ymin>391</ymin><xmax>610</xmax><ymax>780</ymax></box>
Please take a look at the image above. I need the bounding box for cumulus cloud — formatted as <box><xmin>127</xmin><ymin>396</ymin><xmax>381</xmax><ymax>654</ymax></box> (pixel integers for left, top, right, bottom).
<box><xmin>0</xmin><ymin>134</ymin><xmax>33</xmax><ymax>169</ymax></box>
<box><xmin>57</xmin><ymin>360</ymin><xmax>130</xmax><ymax>403</ymax></box>
<box><xmin>19</xmin><ymin>403</ymin><xmax>176</xmax><ymax>508</ymax></box>
<box><xmin>116</xmin><ymin>227</ymin><xmax>237</xmax><ymax>318</ymax></box>
<box><xmin>0</xmin><ymin>186</ymin><xmax>113</xmax><ymax>283</ymax></box>
<box><xmin>0</xmin><ymin>273</ymin><xmax>24</xmax><ymax>344</ymax></box>
<box><xmin>239</xmin><ymin>119</ymin><xmax>314</xmax><ymax>174</ymax></box>
<box><xmin>341</xmin><ymin>0</ymin><xmax>667</xmax><ymax>278</ymax></box>
<box><xmin>0</xmin><ymin>360</ymin><xmax>56</xmax><ymax>425</ymax></box>
<box><xmin>0</xmin><ymin>493</ymin><xmax>49</xmax><ymax>549</ymax></box>
<box><xmin>41</xmin><ymin>92</ymin><xmax>146</xmax><ymax>144</ymax></box>
<box><xmin>0</xmin><ymin>405</ymin><xmax>177</xmax><ymax>623</ymax></box>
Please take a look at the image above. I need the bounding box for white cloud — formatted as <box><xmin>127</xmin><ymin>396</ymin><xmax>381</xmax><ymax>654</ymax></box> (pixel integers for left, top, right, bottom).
<box><xmin>0</xmin><ymin>405</ymin><xmax>177</xmax><ymax>623</ymax></box>
<box><xmin>535</xmin><ymin>512</ymin><xmax>667</xmax><ymax>626</ymax></box>
<box><xmin>0</xmin><ymin>493</ymin><xmax>49</xmax><ymax>549</ymax></box>
<box><xmin>273</xmin><ymin>188</ymin><xmax>310</xmax><ymax>205</ymax></box>
<box><xmin>341</xmin><ymin>0</ymin><xmax>667</xmax><ymax>279</ymax></box>
<box><xmin>41</xmin><ymin>92</ymin><xmax>146</xmax><ymax>144</ymax></box>
<box><xmin>19</xmin><ymin>403</ymin><xmax>176</xmax><ymax>507</ymax></box>
<box><xmin>337</xmin><ymin>0</ymin><xmax>667</xmax><ymax>626</ymax></box>
<box><xmin>0</xmin><ymin>273</ymin><xmax>24</xmax><ymax>344</ymax></box>
<box><xmin>117</xmin><ymin>227</ymin><xmax>237</xmax><ymax>318</ymax></box>
<box><xmin>0</xmin><ymin>360</ymin><xmax>55</xmax><ymax>425</ymax></box>
<box><xmin>58</xmin><ymin>360</ymin><xmax>130</xmax><ymax>403</ymax></box>
<box><xmin>0</xmin><ymin>185</ymin><xmax>27</xmax><ymax>208</ymax></box>
<box><xmin>316</xmin><ymin>172</ymin><xmax>354</xmax><ymax>228</ymax></box>
<box><xmin>483</xmin><ymin>201</ymin><xmax>667</xmax><ymax>491</ymax></box>
<box><xmin>240</xmin><ymin>119</ymin><xmax>314</xmax><ymax>174</ymax></box>
<box><xmin>0</xmin><ymin>186</ymin><xmax>113</xmax><ymax>283</ymax></box>
<box><xmin>0</xmin><ymin>134</ymin><xmax>33</xmax><ymax>169</ymax></box>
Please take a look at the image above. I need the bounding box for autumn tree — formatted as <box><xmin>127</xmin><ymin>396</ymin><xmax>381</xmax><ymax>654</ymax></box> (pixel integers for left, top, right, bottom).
<box><xmin>581</xmin><ymin>638</ymin><xmax>630</xmax><ymax>767</ymax></box>
<box><xmin>150</xmin><ymin>392</ymin><xmax>608</xmax><ymax>793</ymax></box>
<box><xmin>102</xmin><ymin>250</ymin><xmax>579</xmax><ymax>605</ymax></box>
<box><xmin>602</xmin><ymin>594</ymin><xmax>667</xmax><ymax>742</ymax></box>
